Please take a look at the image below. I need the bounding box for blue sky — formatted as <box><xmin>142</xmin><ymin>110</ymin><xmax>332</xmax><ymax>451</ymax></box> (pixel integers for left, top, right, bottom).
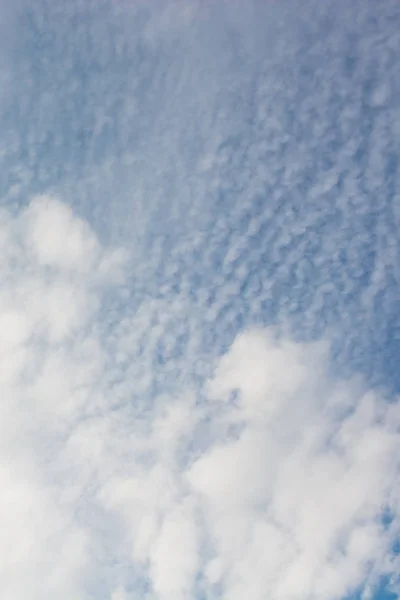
<box><xmin>0</xmin><ymin>1</ymin><xmax>399</xmax><ymax>599</ymax></box>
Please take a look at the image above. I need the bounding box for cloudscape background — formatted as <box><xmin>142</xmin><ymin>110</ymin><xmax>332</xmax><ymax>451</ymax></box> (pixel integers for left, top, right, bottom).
<box><xmin>0</xmin><ymin>1</ymin><xmax>399</xmax><ymax>599</ymax></box>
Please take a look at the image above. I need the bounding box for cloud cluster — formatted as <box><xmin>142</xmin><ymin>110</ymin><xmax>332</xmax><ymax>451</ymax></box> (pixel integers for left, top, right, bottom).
<box><xmin>191</xmin><ymin>331</ymin><xmax>400</xmax><ymax>600</ymax></box>
<box><xmin>0</xmin><ymin>196</ymin><xmax>125</xmax><ymax>599</ymax></box>
<box><xmin>0</xmin><ymin>197</ymin><xmax>399</xmax><ymax>600</ymax></box>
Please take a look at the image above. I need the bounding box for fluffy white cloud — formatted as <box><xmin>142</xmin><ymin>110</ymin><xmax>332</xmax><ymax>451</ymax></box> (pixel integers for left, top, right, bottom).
<box><xmin>23</xmin><ymin>195</ymin><xmax>100</xmax><ymax>271</ymax></box>
<box><xmin>0</xmin><ymin>196</ymin><xmax>124</xmax><ymax>599</ymax></box>
<box><xmin>186</xmin><ymin>332</ymin><xmax>400</xmax><ymax>600</ymax></box>
<box><xmin>0</xmin><ymin>197</ymin><xmax>398</xmax><ymax>600</ymax></box>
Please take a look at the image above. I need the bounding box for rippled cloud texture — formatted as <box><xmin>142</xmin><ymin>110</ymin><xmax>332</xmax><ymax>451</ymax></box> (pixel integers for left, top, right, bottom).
<box><xmin>0</xmin><ymin>0</ymin><xmax>400</xmax><ymax>599</ymax></box>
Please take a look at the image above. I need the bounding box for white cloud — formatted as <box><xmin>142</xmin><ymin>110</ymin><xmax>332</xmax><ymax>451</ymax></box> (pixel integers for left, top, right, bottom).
<box><xmin>111</xmin><ymin>588</ymin><xmax>130</xmax><ymax>600</ymax></box>
<box><xmin>97</xmin><ymin>331</ymin><xmax>399</xmax><ymax>600</ymax></box>
<box><xmin>22</xmin><ymin>195</ymin><xmax>100</xmax><ymax>272</ymax></box>
<box><xmin>149</xmin><ymin>498</ymin><xmax>200</xmax><ymax>600</ymax></box>
<box><xmin>185</xmin><ymin>332</ymin><xmax>400</xmax><ymax>600</ymax></box>
<box><xmin>0</xmin><ymin>196</ymin><xmax>125</xmax><ymax>599</ymax></box>
<box><xmin>0</xmin><ymin>197</ymin><xmax>398</xmax><ymax>600</ymax></box>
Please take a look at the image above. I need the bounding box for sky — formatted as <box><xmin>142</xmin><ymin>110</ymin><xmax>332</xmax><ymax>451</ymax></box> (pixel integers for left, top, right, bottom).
<box><xmin>0</xmin><ymin>1</ymin><xmax>399</xmax><ymax>599</ymax></box>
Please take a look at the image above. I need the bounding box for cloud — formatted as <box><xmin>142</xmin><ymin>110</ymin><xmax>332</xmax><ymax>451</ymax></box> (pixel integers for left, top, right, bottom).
<box><xmin>0</xmin><ymin>0</ymin><xmax>399</xmax><ymax>597</ymax></box>
<box><xmin>0</xmin><ymin>196</ymin><xmax>125</xmax><ymax>599</ymax></box>
<box><xmin>0</xmin><ymin>197</ymin><xmax>399</xmax><ymax>600</ymax></box>
<box><xmin>186</xmin><ymin>332</ymin><xmax>400</xmax><ymax>600</ymax></box>
<box><xmin>23</xmin><ymin>195</ymin><xmax>99</xmax><ymax>270</ymax></box>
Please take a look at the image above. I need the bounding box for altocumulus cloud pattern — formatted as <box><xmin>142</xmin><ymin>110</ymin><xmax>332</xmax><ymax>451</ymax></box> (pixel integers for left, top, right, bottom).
<box><xmin>0</xmin><ymin>1</ymin><xmax>399</xmax><ymax>599</ymax></box>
